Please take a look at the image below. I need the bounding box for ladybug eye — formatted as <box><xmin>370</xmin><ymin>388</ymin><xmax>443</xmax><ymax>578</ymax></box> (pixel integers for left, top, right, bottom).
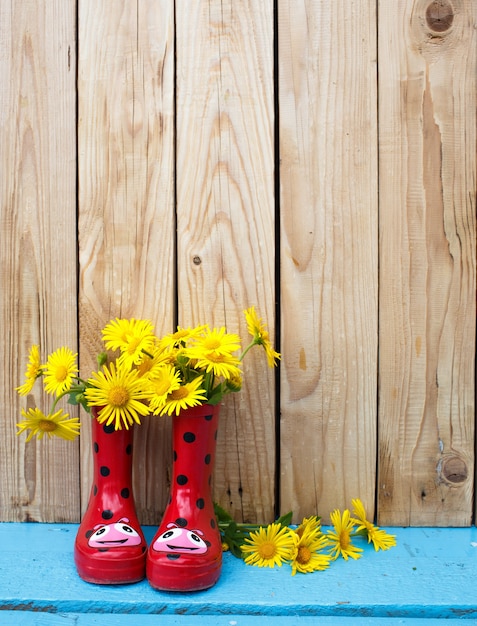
<box><xmin>190</xmin><ymin>533</ymin><xmax>201</xmax><ymax>543</ymax></box>
<box><xmin>94</xmin><ymin>526</ymin><xmax>108</xmax><ymax>537</ymax></box>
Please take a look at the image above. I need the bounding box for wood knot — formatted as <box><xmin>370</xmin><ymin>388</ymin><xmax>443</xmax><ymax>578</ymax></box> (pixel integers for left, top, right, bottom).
<box><xmin>425</xmin><ymin>1</ymin><xmax>454</xmax><ymax>32</ymax></box>
<box><xmin>440</xmin><ymin>455</ymin><xmax>468</xmax><ymax>484</ymax></box>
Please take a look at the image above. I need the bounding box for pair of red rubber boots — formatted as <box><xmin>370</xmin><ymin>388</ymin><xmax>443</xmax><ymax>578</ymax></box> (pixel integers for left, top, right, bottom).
<box><xmin>74</xmin><ymin>405</ymin><xmax>222</xmax><ymax>591</ymax></box>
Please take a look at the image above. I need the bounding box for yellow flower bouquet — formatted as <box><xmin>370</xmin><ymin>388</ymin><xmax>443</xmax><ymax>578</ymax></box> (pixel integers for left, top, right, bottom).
<box><xmin>16</xmin><ymin>306</ymin><xmax>281</xmax><ymax>588</ymax></box>
<box><xmin>16</xmin><ymin>306</ymin><xmax>280</xmax><ymax>440</ymax></box>
<box><xmin>15</xmin><ymin>306</ymin><xmax>396</xmax><ymax>587</ymax></box>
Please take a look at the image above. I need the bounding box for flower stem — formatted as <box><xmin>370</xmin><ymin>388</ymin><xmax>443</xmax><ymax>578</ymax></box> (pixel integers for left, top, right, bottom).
<box><xmin>50</xmin><ymin>380</ymin><xmax>86</xmax><ymax>413</ymax></box>
<box><xmin>239</xmin><ymin>339</ymin><xmax>257</xmax><ymax>362</ymax></box>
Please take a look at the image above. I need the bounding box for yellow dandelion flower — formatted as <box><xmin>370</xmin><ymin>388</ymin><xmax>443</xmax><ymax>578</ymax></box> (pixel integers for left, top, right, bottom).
<box><xmin>241</xmin><ymin>523</ymin><xmax>295</xmax><ymax>568</ymax></box>
<box><xmin>148</xmin><ymin>365</ymin><xmax>182</xmax><ymax>414</ymax></box>
<box><xmin>16</xmin><ymin>345</ymin><xmax>42</xmax><ymax>396</ymax></box>
<box><xmin>243</xmin><ymin>307</ymin><xmax>280</xmax><ymax>367</ymax></box>
<box><xmin>160</xmin><ymin>376</ymin><xmax>208</xmax><ymax>416</ymax></box>
<box><xmin>17</xmin><ymin>407</ymin><xmax>80</xmax><ymax>442</ymax></box>
<box><xmin>326</xmin><ymin>508</ymin><xmax>363</xmax><ymax>561</ymax></box>
<box><xmin>84</xmin><ymin>360</ymin><xmax>151</xmax><ymax>430</ymax></box>
<box><xmin>43</xmin><ymin>347</ymin><xmax>78</xmax><ymax>396</ymax></box>
<box><xmin>102</xmin><ymin>318</ymin><xmax>156</xmax><ymax>368</ymax></box>
<box><xmin>351</xmin><ymin>498</ymin><xmax>396</xmax><ymax>551</ymax></box>
<box><xmin>191</xmin><ymin>327</ymin><xmax>241</xmax><ymax>357</ymax></box>
<box><xmin>290</xmin><ymin>527</ymin><xmax>331</xmax><ymax>575</ymax></box>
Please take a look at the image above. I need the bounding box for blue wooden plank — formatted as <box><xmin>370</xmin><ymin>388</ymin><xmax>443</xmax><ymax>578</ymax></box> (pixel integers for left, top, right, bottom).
<box><xmin>1</xmin><ymin>615</ymin><xmax>477</xmax><ymax>626</ymax></box>
<box><xmin>1</xmin><ymin>616</ymin><xmax>477</xmax><ymax>626</ymax></box>
<box><xmin>0</xmin><ymin>524</ymin><xmax>476</xmax><ymax>619</ymax></box>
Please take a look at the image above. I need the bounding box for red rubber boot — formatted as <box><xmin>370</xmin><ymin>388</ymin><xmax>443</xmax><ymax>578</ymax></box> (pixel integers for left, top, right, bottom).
<box><xmin>146</xmin><ymin>404</ymin><xmax>222</xmax><ymax>591</ymax></box>
<box><xmin>74</xmin><ymin>408</ymin><xmax>147</xmax><ymax>584</ymax></box>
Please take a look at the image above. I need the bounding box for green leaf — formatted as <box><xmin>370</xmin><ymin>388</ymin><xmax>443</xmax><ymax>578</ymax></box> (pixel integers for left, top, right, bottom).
<box><xmin>207</xmin><ymin>393</ymin><xmax>223</xmax><ymax>406</ymax></box>
<box><xmin>67</xmin><ymin>392</ymin><xmax>80</xmax><ymax>406</ymax></box>
<box><xmin>214</xmin><ymin>502</ymin><xmax>233</xmax><ymax>523</ymax></box>
<box><xmin>276</xmin><ymin>511</ymin><xmax>293</xmax><ymax>527</ymax></box>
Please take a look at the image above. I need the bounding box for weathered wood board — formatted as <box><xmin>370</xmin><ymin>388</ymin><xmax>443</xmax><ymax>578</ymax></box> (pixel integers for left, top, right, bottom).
<box><xmin>1</xmin><ymin>0</ymin><xmax>475</xmax><ymax>527</ymax></box>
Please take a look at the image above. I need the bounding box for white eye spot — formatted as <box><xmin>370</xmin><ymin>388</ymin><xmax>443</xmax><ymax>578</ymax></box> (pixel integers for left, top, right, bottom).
<box><xmin>92</xmin><ymin>526</ymin><xmax>110</xmax><ymax>539</ymax></box>
<box><xmin>156</xmin><ymin>527</ymin><xmax>182</xmax><ymax>543</ymax></box>
<box><xmin>187</xmin><ymin>531</ymin><xmax>206</xmax><ymax>548</ymax></box>
<box><xmin>114</xmin><ymin>522</ymin><xmax>139</xmax><ymax>537</ymax></box>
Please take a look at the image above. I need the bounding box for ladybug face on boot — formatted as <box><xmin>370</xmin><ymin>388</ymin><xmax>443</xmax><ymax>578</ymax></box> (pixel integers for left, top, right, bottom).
<box><xmin>87</xmin><ymin>517</ymin><xmax>142</xmax><ymax>549</ymax></box>
<box><xmin>152</xmin><ymin>522</ymin><xmax>210</xmax><ymax>556</ymax></box>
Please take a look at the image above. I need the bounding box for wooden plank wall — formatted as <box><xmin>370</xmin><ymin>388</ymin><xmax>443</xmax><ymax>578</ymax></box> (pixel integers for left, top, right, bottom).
<box><xmin>1</xmin><ymin>0</ymin><xmax>475</xmax><ymax>527</ymax></box>
<box><xmin>0</xmin><ymin>0</ymin><xmax>79</xmax><ymax>522</ymax></box>
<box><xmin>378</xmin><ymin>0</ymin><xmax>476</xmax><ymax>526</ymax></box>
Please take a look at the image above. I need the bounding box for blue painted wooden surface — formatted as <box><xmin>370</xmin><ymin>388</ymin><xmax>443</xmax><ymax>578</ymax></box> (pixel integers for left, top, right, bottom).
<box><xmin>0</xmin><ymin>524</ymin><xmax>476</xmax><ymax>623</ymax></box>
<box><xmin>1</xmin><ymin>616</ymin><xmax>477</xmax><ymax>626</ymax></box>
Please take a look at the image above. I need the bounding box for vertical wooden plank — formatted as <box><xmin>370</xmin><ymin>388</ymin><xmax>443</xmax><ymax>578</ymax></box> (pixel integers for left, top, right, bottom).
<box><xmin>378</xmin><ymin>0</ymin><xmax>476</xmax><ymax>526</ymax></box>
<box><xmin>175</xmin><ymin>1</ymin><xmax>276</xmax><ymax>523</ymax></box>
<box><xmin>78</xmin><ymin>0</ymin><xmax>175</xmax><ymax>524</ymax></box>
<box><xmin>279</xmin><ymin>0</ymin><xmax>378</xmax><ymax>523</ymax></box>
<box><xmin>0</xmin><ymin>1</ymin><xmax>78</xmax><ymax>521</ymax></box>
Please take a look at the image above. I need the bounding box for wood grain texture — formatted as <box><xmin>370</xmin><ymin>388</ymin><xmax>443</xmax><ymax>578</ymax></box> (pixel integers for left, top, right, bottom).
<box><xmin>175</xmin><ymin>0</ymin><xmax>276</xmax><ymax>523</ymax></box>
<box><xmin>0</xmin><ymin>1</ymin><xmax>78</xmax><ymax>521</ymax></box>
<box><xmin>377</xmin><ymin>0</ymin><xmax>476</xmax><ymax>525</ymax></box>
<box><xmin>77</xmin><ymin>0</ymin><xmax>175</xmax><ymax>524</ymax></box>
<box><xmin>1</xmin><ymin>1</ymin><xmax>476</xmax><ymax>529</ymax></box>
<box><xmin>279</xmin><ymin>0</ymin><xmax>378</xmax><ymax>523</ymax></box>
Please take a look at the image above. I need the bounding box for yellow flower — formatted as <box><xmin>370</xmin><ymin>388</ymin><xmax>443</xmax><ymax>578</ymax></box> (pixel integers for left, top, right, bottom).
<box><xmin>16</xmin><ymin>345</ymin><xmax>42</xmax><ymax>396</ymax></box>
<box><xmin>225</xmin><ymin>370</ymin><xmax>243</xmax><ymax>392</ymax></box>
<box><xmin>84</xmin><ymin>360</ymin><xmax>151</xmax><ymax>430</ymax></box>
<box><xmin>191</xmin><ymin>327</ymin><xmax>241</xmax><ymax>357</ymax></box>
<box><xmin>17</xmin><ymin>407</ymin><xmax>80</xmax><ymax>442</ymax></box>
<box><xmin>102</xmin><ymin>318</ymin><xmax>156</xmax><ymax>368</ymax></box>
<box><xmin>243</xmin><ymin>307</ymin><xmax>280</xmax><ymax>367</ymax></box>
<box><xmin>160</xmin><ymin>376</ymin><xmax>208</xmax><ymax>416</ymax></box>
<box><xmin>191</xmin><ymin>351</ymin><xmax>242</xmax><ymax>379</ymax></box>
<box><xmin>43</xmin><ymin>347</ymin><xmax>78</xmax><ymax>396</ymax></box>
<box><xmin>241</xmin><ymin>523</ymin><xmax>295</xmax><ymax>568</ymax></box>
<box><xmin>148</xmin><ymin>365</ymin><xmax>182</xmax><ymax>414</ymax></box>
<box><xmin>326</xmin><ymin>509</ymin><xmax>363</xmax><ymax>561</ymax></box>
<box><xmin>290</xmin><ymin>527</ymin><xmax>331</xmax><ymax>575</ymax></box>
<box><xmin>351</xmin><ymin>498</ymin><xmax>396</xmax><ymax>551</ymax></box>
<box><xmin>135</xmin><ymin>344</ymin><xmax>170</xmax><ymax>379</ymax></box>
<box><xmin>295</xmin><ymin>515</ymin><xmax>321</xmax><ymax>538</ymax></box>
<box><xmin>159</xmin><ymin>325</ymin><xmax>208</xmax><ymax>349</ymax></box>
